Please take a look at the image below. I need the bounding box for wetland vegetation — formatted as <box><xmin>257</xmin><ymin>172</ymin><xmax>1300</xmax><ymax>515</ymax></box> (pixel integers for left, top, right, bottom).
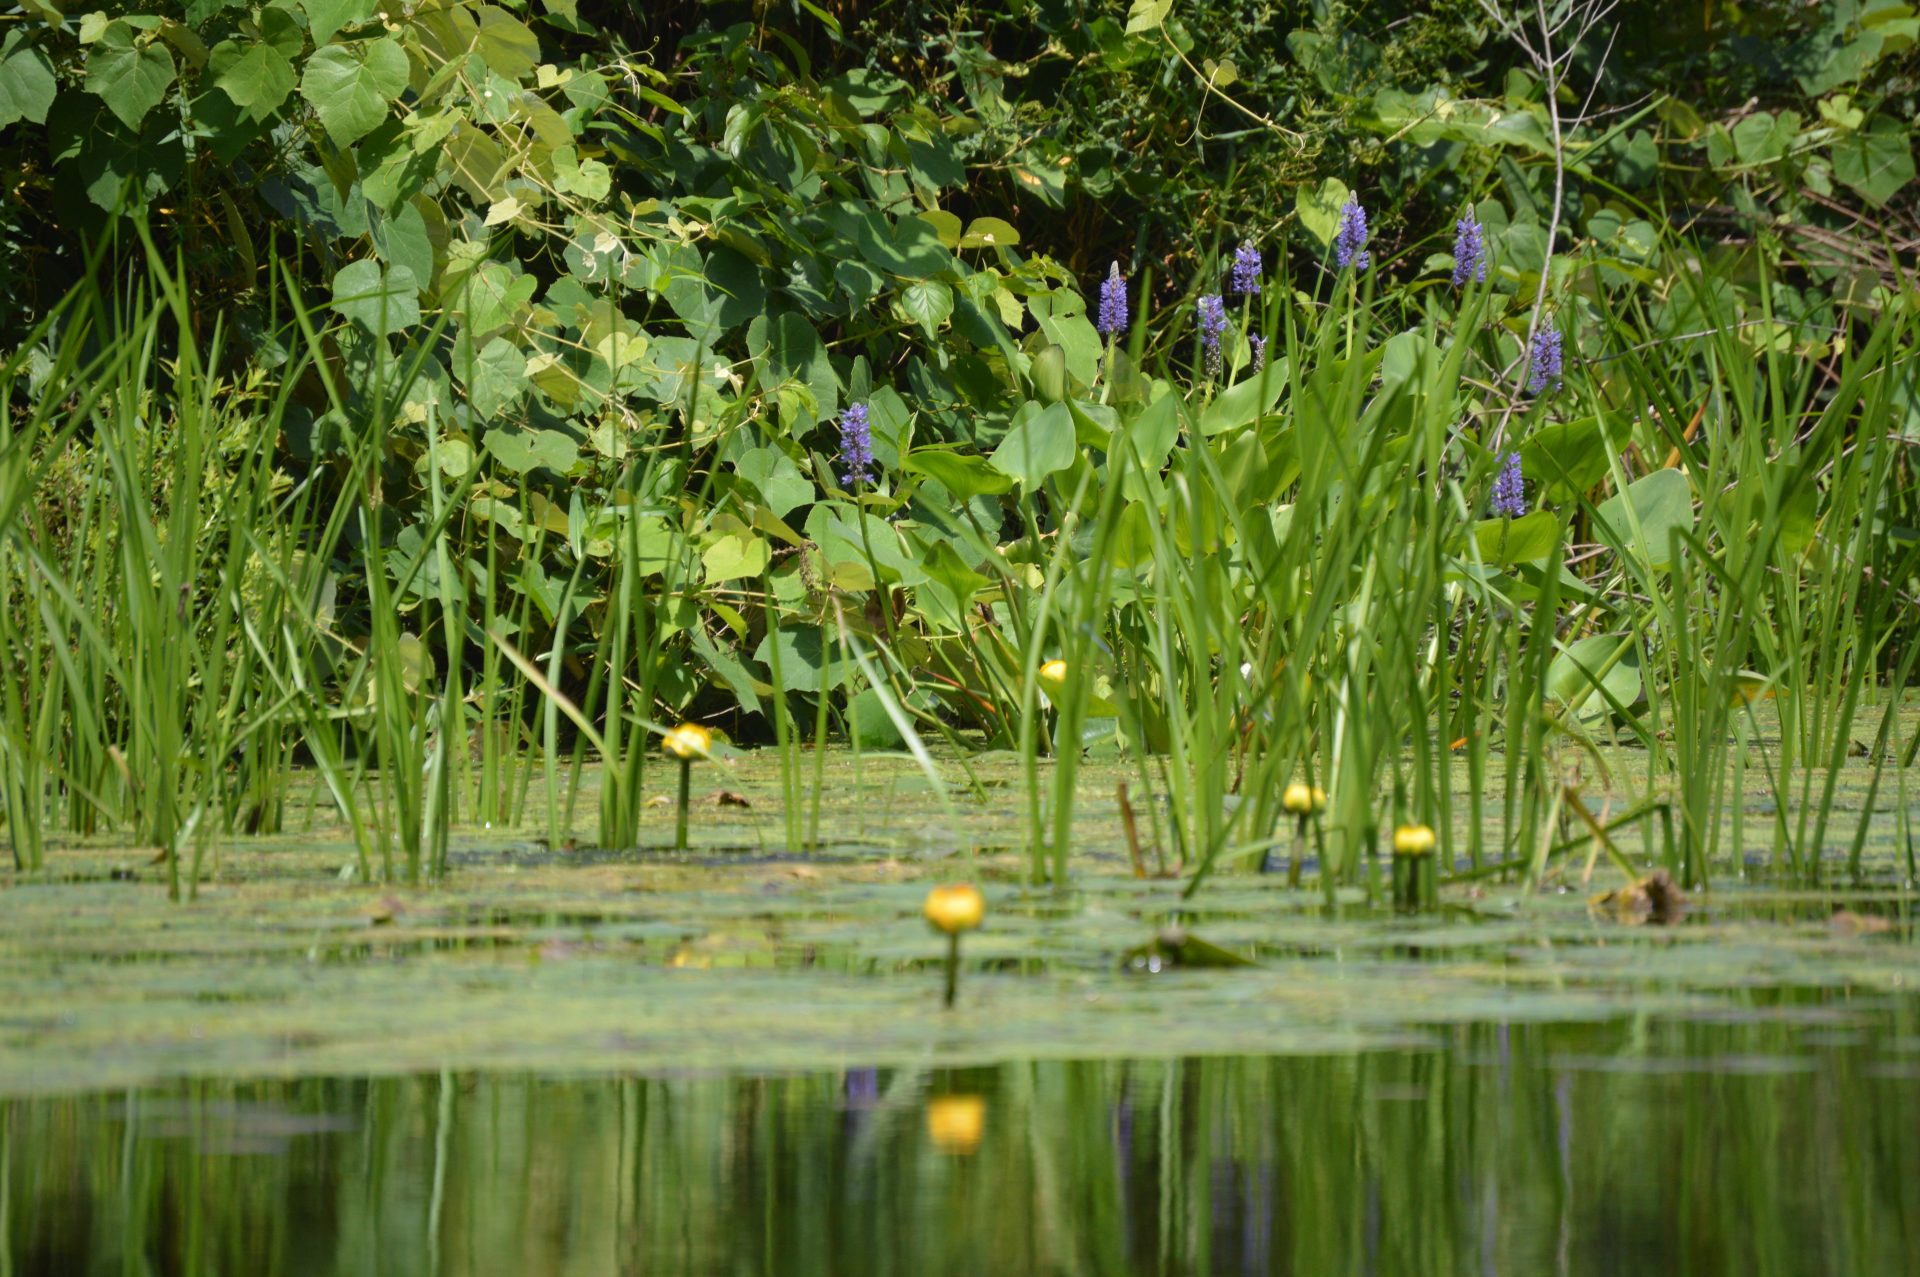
<box><xmin>1</xmin><ymin>0</ymin><xmax>1919</xmax><ymax>1270</ymax></box>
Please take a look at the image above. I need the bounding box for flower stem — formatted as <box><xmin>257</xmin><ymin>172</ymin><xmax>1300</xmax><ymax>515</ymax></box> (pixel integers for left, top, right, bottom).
<box><xmin>943</xmin><ymin>932</ymin><xmax>960</xmax><ymax>1008</ymax></box>
<box><xmin>675</xmin><ymin>757</ymin><xmax>691</xmax><ymax>850</ymax></box>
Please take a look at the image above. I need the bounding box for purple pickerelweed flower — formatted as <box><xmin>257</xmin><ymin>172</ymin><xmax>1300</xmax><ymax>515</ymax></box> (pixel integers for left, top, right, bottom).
<box><xmin>1230</xmin><ymin>240</ymin><xmax>1262</xmax><ymax>296</ymax></box>
<box><xmin>1096</xmin><ymin>261</ymin><xmax>1129</xmax><ymax>337</ymax></box>
<box><xmin>1452</xmin><ymin>214</ymin><xmax>1486</xmax><ymax>287</ymax></box>
<box><xmin>1528</xmin><ymin>326</ymin><xmax>1564</xmax><ymax>395</ymax></box>
<box><xmin>1491</xmin><ymin>451</ymin><xmax>1526</xmax><ymax>518</ymax></box>
<box><xmin>837</xmin><ymin>401</ymin><xmax>875</xmax><ymax>486</ymax></box>
<box><xmin>1250</xmin><ymin>333</ymin><xmax>1268</xmax><ymax>372</ymax></box>
<box><xmin>1334</xmin><ymin>199</ymin><xmax>1371</xmax><ymax>271</ymax></box>
<box><xmin>1197</xmin><ymin>293</ymin><xmax>1227</xmax><ymax>377</ymax></box>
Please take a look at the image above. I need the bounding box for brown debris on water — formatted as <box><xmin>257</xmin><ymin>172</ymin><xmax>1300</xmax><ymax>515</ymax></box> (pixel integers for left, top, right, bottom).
<box><xmin>1590</xmin><ymin>869</ymin><xmax>1687</xmax><ymax>926</ymax></box>
<box><xmin>1830</xmin><ymin>908</ymin><xmax>1894</xmax><ymax>936</ymax></box>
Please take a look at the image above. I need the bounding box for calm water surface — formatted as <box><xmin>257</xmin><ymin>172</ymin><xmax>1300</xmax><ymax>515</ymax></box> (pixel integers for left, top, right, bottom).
<box><xmin>5</xmin><ymin>998</ymin><xmax>1918</xmax><ymax>1276</ymax></box>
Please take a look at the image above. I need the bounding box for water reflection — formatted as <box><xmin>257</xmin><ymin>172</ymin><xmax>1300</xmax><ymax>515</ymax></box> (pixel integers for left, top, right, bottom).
<box><xmin>4</xmin><ymin>1006</ymin><xmax>1918</xmax><ymax>1275</ymax></box>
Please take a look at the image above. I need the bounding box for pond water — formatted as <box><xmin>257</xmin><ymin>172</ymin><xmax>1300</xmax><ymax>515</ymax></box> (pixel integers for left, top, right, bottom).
<box><xmin>4</xmin><ymin>742</ymin><xmax>1919</xmax><ymax>1272</ymax></box>
<box><xmin>6</xmin><ymin>997</ymin><xmax>1919</xmax><ymax>1276</ymax></box>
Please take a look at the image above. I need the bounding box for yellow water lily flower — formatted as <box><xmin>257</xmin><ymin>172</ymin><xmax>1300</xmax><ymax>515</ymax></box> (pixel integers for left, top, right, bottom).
<box><xmin>926</xmin><ymin>1094</ymin><xmax>986</xmax><ymax>1153</ymax></box>
<box><xmin>1392</xmin><ymin>823</ymin><xmax>1436</xmax><ymax>855</ymax></box>
<box><xmin>1034</xmin><ymin>659</ymin><xmax>1122</xmax><ymax>715</ymax></box>
<box><xmin>1282</xmin><ymin>783</ymin><xmax>1327</xmax><ymax>815</ymax></box>
<box><xmin>662</xmin><ymin>723</ymin><xmax>713</xmax><ymax>761</ymax></box>
<box><xmin>923</xmin><ymin>883</ymin><xmax>986</xmax><ymax>935</ymax></box>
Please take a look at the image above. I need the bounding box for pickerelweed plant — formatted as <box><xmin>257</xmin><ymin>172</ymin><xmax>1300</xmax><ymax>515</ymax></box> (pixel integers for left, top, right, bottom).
<box><xmin>1</xmin><ymin>198</ymin><xmax>1916</xmax><ymax>907</ymax></box>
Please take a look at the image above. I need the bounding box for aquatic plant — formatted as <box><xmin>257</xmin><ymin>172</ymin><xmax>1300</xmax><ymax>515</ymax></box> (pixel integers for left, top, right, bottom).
<box><xmin>1096</xmin><ymin>263</ymin><xmax>1130</xmax><ymax>338</ymax></box>
<box><xmin>837</xmin><ymin>403</ymin><xmax>876</xmax><ymax>487</ymax></box>
<box><xmin>1230</xmin><ymin>241</ymin><xmax>1262</xmax><ymax>295</ymax></box>
<box><xmin>663</xmin><ymin>724</ymin><xmax>713</xmax><ymax>851</ymax></box>
<box><xmin>1197</xmin><ymin>293</ymin><xmax>1227</xmax><ymax>377</ymax></box>
<box><xmin>1528</xmin><ymin>327</ymin><xmax>1564</xmax><ymax>394</ymax></box>
<box><xmin>1490</xmin><ymin>452</ymin><xmax>1526</xmax><ymax>517</ymax></box>
<box><xmin>1452</xmin><ymin>214</ymin><xmax>1487</xmax><ymax>286</ymax></box>
<box><xmin>924</xmin><ymin>884</ymin><xmax>986</xmax><ymax>1007</ymax></box>
<box><xmin>1334</xmin><ymin>199</ymin><xmax>1371</xmax><ymax>270</ymax></box>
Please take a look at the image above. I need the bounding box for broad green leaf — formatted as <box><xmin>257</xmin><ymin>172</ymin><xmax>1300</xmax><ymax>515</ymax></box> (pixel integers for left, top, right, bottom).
<box><xmin>896</xmin><ymin>279</ymin><xmax>954</xmax><ymax>339</ymax></box>
<box><xmin>299</xmin><ymin>38</ymin><xmax>409</xmax><ymax>146</ymax></box>
<box><xmin>920</xmin><ymin>537</ymin><xmax>989</xmax><ymax>604</ymax></box>
<box><xmin>1470</xmin><ymin>511</ymin><xmax>1561</xmax><ymax>566</ymax></box>
<box><xmin>753</xmin><ymin>626</ymin><xmax>849</xmax><ymax>694</ymax></box>
<box><xmin>85</xmin><ymin>22</ymin><xmax>177</xmax><ymax>130</ymax></box>
<box><xmin>736</xmin><ymin>447</ymin><xmax>814</xmax><ymax>517</ymax></box>
<box><xmin>1594</xmin><ymin>468</ymin><xmax>1693</xmax><ymax>569</ymax></box>
<box><xmin>0</xmin><ymin>34</ymin><xmax>57</xmax><ymax>127</ymax></box>
<box><xmin>959</xmin><ymin>217</ymin><xmax>1019</xmax><ymax>248</ymax></box>
<box><xmin>474</xmin><ymin>5</ymin><xmax>540</xmax><ymax>80</ymax></box>
<box><xmin>916</xmin><ymin>209</ymin><xmax>962</xmax><ymax>247</ymax></box>
<box><xmin>1199</xmin><ymin>369</ymin><xmax>1284</xmax><ymax>436</ymax></box>
<box><xmin>303</xmin><ymin>0</ymin><xmax>378</xmax><ymax>45</ymax></box>
<box><xmin>904</xmin><ymin>448</ymin><xmax>1014</xmax><ymax>498</ymax></box>
<box><xmin>1546</xmin><ymin>633</ymin><xmax>1643</xmax><ymax>720</ymax></box>
<box><xmin>845</xmin><ymin>687</ymin><xmax>905</xmax><ymax>747</ymax></box>
<box><xmin>465</xmin><ymin>337</ymin><xmax>528</xmax><ymax>418</ymax></box>
<box><xmin>702</xmin><ymin>532</ymin><xmax>771</xmax><ymax>582</ymax></box>
<box><xmin>1521</xmin><ymin>415</ymin><xmax>1630</xmax><ymax>500</ymax></box>
<box><xmin>329</xmin><ymin>260</ymin><xmax>420</xmax><ymax>335</ymax></box>
<box><xmin>1125</xmin><ymin>0</ymin><xmax>1172</xmax><ymax>34</ymax></box>
<box><xmin>369</xmin><ymin>198</ymin><xmax>435</xmax><ymax>293</ymax></box>
<box><xmin>1030</xmin><ymin>345</ymin><xmax>1068</xmax><ymax>403</ymax></box>
<box><xmin>1295</xmin><ymin>177</ymin><xmax>1349</xmax><ymax>246</ymax></box>
<box><xmin>213</xmin><ymin>40</ymin><xmax>295</xmax><ymax>121</ymax></box>
<box><xmin>1832</xmin><ymin>119</ymin><xmax>1915</xmax><ymax>206</ymax></box>
<box><xmin>989</xmin><ymin>402</ymin><xmax>1077</xmax><ymax>489</ymax></box>
<box><xmin>485</xmin><ymin>428</ymin><xmax>578</xmax><ymax>475</ymax></box>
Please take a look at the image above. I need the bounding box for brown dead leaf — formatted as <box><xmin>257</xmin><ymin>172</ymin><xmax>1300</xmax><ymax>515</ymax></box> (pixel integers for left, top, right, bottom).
<box><xmin>1830</xmin><ymin>908</ymin><xmax>1894</xmax><ymax>936</ymax></box>
<box><xmin>1590</xmin><ymin>869</ymin><xmax>1686</xmax><ymax>926</ymax></box>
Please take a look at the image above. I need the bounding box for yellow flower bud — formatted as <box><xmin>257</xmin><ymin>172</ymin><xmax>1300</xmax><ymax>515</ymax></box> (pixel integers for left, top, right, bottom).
<box><xmin>1392</xmin><ymin>823</ymin><xmax>1436</xmax><ymax>855</ymax></box>
<box><xmin>662</xmin><ymin>723</ymin><xmax>713</xmax><ymax>761</ymax></box>
<box><xmin>923</xmin><ymin>883</ymin><xmax>986</xmax><ymax>935</ymax></box>
<box><xmin>1038</xmin><ymin>659</ymin><xmax>1069</xmax><ymax>686</ymax></box>
<box><xmin>1282</xmin><ymin>782</ymin><xmax>1326</xmax><ymax>815</ymax></box>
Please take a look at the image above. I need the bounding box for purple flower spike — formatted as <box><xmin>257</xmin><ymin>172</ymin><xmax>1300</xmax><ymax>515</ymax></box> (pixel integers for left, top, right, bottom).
<box><xmin>1491</xmin><ymin>451</ymin><xmax>1526</xmax><ymax>518</ymax></box>
<box><xmin>1096</xmin><ymin>262</ymin><xmax>1129</xmax><ymax>338</ymax></box>
<box><xmin>1452</xmin><ymin>214</ymin><xmax>1486</xmax><ymax>287</ymax></box>
<box><xmin>1230</xmin><ymin>240</ymin><xmax>1262</xmax><ymax>296</ymax></box>
<box><xmin>1198</xmin><ymin>293</ymin><xmax>1227</xmax><ymax>378</ymax></box>
<box><xmin>838</xmin><ymin>401</ymin><xmax>875</xmax><ymax>486</ymax></box>
<box><xmin>1250</xmin><ymin>333</ymin><xmax>1268</xmax><ymax>372</ymax></box>
<box><xmin>1528</xmin><ymin>327</ymin><xmax>1564</xmax><ymax>396</ymax></box>
<box><xmin>1335</xmin><ymin>199</ymin><xmax>1371</xmax><ymax>271</ymax></box>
